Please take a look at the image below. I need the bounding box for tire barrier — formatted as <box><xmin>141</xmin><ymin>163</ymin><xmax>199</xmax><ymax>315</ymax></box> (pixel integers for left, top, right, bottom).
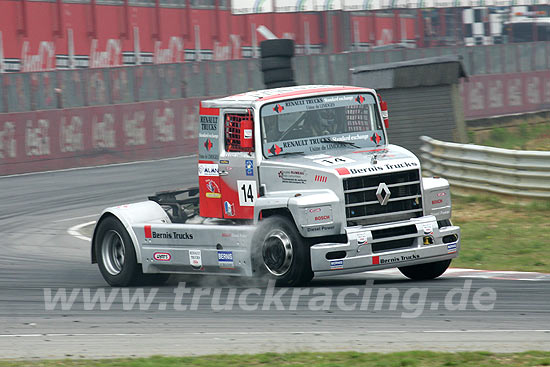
<box><xmin>260</xmin><ymin>39</ymin><xmax>297</xmax><ymax>89</ymax></box>
<box><xmin>420</xmin><ymin>135</ymin><xmax>550</xmax><ymax>199</ymax></box>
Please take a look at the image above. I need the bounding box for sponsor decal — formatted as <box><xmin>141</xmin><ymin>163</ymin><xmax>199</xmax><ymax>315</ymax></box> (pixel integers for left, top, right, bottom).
<box><xmin>336</xmin><ymin>167</ymin><xmax>351</xmax><ymax>175</ymax></box>
<box><xmin>378</xmin><ymin>253</ymin><xmax>420</xmax><ymax>265</ymax></box>
<box><xmin>149</xmin><ymin>231</ymin><xmax>194</xmax><ymax>240</ymax></box>
<box><xmin>437</xmin><ymin>192</ymin><xmax>447</xmax><ymax>197</ymax></box>
<box><xmin>314</xmin><ymin>175</ymin><xmax>327</xmax><ymax>183</ymax></box>
<box><xmin>273</xmin><ymin>104</ymin><xmax>284</xmax><ymax>113</ymax></box>
<box><xmin>355</xmin><ymin>95</ymin><xmax>365</xmax><ymax>104</ymax></box>
<box><xmin>447</xmin><ymin>243</ymin><xmax>457</xmax><ymax>253</ymax></box>
<box><xmin>224</xmin><ymin>201</ymin><xmax>235</xmax><ymax>216</ymax></box>
<box><xmin>314</xmin><ymin>156</ymin><xmax>355</xmax><ymax>166</ymax></box>
<box><xmin>189</xmin><ymin>249</ymin><xmax>202</xmax><ymax>269</ymax></box>
<box><xmin>278</xmin><ymin>170</ymin><xmax>307</xmax><ymax>184</ymax></box>
<box><xmin>245</xmin><ymin>159</ymin><xmax>254</xmax><ymax>176</ymax></box>
<box><xmin>372</xmin><ymin>256</ymin><xmax>380</xmax><ymax>265</ymax></box>
<box><xmin>356</xmin><ymin>231</ymin><xmax>368</xmax><ymax>246</ymax></box>
<box><xmin>217</xmin><ymin>251</ymin><xmax>234</xmax><ymax>269</ymax></box>
<box><xmin>370</xmin><ymin>132</ymin><xmax>382</xmax><ymax>145</ymax></box>
<box><xmin>200</xmin><ymin>115</ymin><xmax>218</xmax><ymax>131</ymax></box>
<box><xmin>220</xmin><ymin>160</ymin><xmax>230</xmax><ymax>164</ymax></box>
<box><xmin>268</xmin><ymin>144</ymin><xmax>283</xmax><ymax>155</ymax></box>
<box><xmin>306</xmin><ymin>225</ymin><xmax>335</xmax><ymax>233</ymax></box>
<box><xmin>315</xmin><ymin>215</ymin><xmax>331</xmax><ymax>221</ymax></box>
<box><xmin>423</xmin><ymin>225</ymin><xmax>434</xmax><ymax>235</ymax></box>
<box><xmin>330</xmin><ymin>260</ymin><xmax>344</xmax><ymax>270</ymax></box>
<box><xmin>204</xmin><ymin>139</ymin><xmax>213</xmax><ymax>151</ymax></box>
<box><xmin>153</xmin><ymin>252</ymin><xmax>171</xmax><ymax>261</ymax></box>
<box><xmin>198</xmin><ymin>163</ymin><xmax>219</xmax><ymax>177</ymax></box>
<box><xmin>205</xmin><ymin>179</ymin><xmax>221</xmax><ymax>198</ymax></box>
<box><xmin>221</xmin><ymin>233</ymin><xmax>232</xmax><ymax>237</ymax></box>
<box><xmin>308</xmin><ymin>208</ymin><xmax>322</xmax><ymax>213</ymax></box>
<box><xmin>432</xmin><ymin>199</ymin><xmax>443</xmax><ymax>205</ymax></box>
<box><xmin>244</xmin><ymin>129</ymin><xmax>253</xmax><ymax>139</ymax></box>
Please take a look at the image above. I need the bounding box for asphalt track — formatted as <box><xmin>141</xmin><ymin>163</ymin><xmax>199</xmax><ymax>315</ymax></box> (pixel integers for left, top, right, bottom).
<box><xmin>0</xmin><ymin>157</ymin><xmax>549</xmax><ymax>359</ymax></box>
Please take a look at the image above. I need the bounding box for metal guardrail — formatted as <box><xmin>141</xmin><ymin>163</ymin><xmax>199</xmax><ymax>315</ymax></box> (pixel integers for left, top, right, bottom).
<box><xmin>420</xmin><ymin>136</ymin><xmax>550</xmax><ymax>199</ymax></box>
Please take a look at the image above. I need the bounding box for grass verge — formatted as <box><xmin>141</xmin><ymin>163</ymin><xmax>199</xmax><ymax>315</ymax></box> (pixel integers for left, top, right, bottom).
<box><xmin>473</xmin><ymin>121</ymin><xmax>550</xmax><ymax>151</ymax></box>
<box><xmin>2</xmin><ymin>351</ymin><xmax>550</xmax><ymax>367</ymax></box>
<box><xmin>451</xmin><ymin>194</ymin><xmax>550</xmax><ymax>273</ymax></box>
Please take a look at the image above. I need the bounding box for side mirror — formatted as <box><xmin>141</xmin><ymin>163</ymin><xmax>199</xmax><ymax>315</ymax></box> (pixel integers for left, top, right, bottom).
<box><xmin>378</xmin><ymin>94</ymin><xmax>389</xmax><ymax>129</ymax></box>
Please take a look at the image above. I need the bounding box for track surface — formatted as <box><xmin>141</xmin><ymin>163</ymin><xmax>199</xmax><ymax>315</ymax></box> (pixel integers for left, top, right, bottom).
<box><xmin>1</xmin><ymin>157</ymin><xmax>549</xmax><ymax>359</ymax></box>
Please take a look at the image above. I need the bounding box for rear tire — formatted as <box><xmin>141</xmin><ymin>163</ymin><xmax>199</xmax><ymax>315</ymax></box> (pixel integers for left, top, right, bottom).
<box><xmin>252</xmin><ymin>216</ymin><xmax>313</xmax><ymax>286</ymax></box>
<box><xmin>398</xmin><ymin>259</ymin><xmax>452</xmax><ymax>280</ymax></box>
<box><xmin>95</xmin><ymin>216</ymin><xmax>148</xmax><ymax>286</ymax></box>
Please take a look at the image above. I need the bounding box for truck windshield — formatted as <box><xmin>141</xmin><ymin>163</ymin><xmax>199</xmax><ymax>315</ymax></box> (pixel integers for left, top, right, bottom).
<box><xmin>260</xmin><ymin>93</ymin><xmax>385</xmax><ymax>157</ymax></box>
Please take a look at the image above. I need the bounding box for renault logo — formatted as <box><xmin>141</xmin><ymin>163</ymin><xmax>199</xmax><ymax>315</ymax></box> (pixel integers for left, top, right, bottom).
<box><xmin>376</xmin><ymin>182</ymin><xmax>391</xmax><ymax>206</ymax></box>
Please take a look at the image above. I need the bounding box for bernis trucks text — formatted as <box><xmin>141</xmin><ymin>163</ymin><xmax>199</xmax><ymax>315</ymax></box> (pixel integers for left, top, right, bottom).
<box><xmin>91</xmin><ymin>85</ymin><xmax>461</xmax><ymax>286</ymax></box>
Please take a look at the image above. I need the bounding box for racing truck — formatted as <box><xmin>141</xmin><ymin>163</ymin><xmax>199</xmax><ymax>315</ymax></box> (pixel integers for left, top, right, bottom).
<box><xmin>91</xmin><ymin>85</ymin><xmax>461</xmax><ymax>286</ymax></box>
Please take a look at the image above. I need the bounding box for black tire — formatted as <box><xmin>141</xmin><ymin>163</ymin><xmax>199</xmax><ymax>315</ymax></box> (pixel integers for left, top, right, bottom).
<box><xmin>398</xmin><ymin>259</ymin><xmax>452</xmax><ymax>281</ymax></box>
<box><xmin>260</xmin><ymin>39</ymin><xmax>295</xmax><ymax>58</ymax></box>
<box><xmin>251</xmin><ymin>215</ymin><xmax>313</xmax><ymax>286</ymax></box>
<box><xmin>263</xmin><ymin>68</ymin><xmax>294</xmax><ymax>84</ymax></box>
<box><xmin>261</xmin><ymin>56</ymin><xmax>292</xmax><ymax>71</ymax></box>
<box><xmin>265</xmin><ymin>80</ymin><xmax>297</xmax><ymax>89</ymax></box>
<box><xmin>95</xmin><ymin>216</ymin><xmax>145</xmax><ymax>286</ymax></box>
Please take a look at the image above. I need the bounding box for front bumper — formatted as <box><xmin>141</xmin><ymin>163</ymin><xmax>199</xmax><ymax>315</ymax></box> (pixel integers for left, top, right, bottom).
<box><xmin>310</xmin><ymin>215</ymin><xmax>460</xmax><ymax>276</ymax></box>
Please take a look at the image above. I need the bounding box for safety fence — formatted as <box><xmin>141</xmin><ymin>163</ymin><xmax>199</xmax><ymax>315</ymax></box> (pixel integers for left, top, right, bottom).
<box><xmin>2</xmin><ymin>41</ymin><xmax>550</xmax><ymax>114</ymax></box>
<box><xmin>0</xmin><ymin>98</ymin><xmax>199</xmax><ymax>175</ymax></box>
<box><xmin>420</xmin><ymin>136</ymin><xmax>550</xmax><ymax>199</ymax></box>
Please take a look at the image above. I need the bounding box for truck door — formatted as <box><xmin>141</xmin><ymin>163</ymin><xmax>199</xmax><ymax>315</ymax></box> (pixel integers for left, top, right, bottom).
<box><xmin>218</xmin><ymin>111</ymin><xmax>258</xmax><ymax>220</ymax></box>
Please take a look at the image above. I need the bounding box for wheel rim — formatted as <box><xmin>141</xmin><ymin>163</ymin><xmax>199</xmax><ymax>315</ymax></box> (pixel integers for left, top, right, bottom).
<box><xmin>262</xmin><ymin>229</ymin><xmax>293</xmax><ymax>276</ymax></box>
<box><xmin>101</xmin><ymin>230</ymin><xmax>126</xmax><ymax>276</ymax></box>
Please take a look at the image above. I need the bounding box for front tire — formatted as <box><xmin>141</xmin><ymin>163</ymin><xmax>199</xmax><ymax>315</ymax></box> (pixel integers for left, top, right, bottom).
<box><xmin>95</xmin><ymin>216</ymin><xmax>145</xmax><ymax>286</ymax></box>
<box><xmin>398</xmin><ymin>259</ymin><xmax>452</xmax><ymax>280</ymax></box>
<box><xmin>252</xmin><ymin>216</ymin><xmax>313</xmax><ymax>286</ymax></box>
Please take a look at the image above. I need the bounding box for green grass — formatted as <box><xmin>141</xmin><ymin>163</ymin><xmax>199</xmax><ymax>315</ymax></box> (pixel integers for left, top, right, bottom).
<box><xmin>478</xmin><ymin>122</ymin><xmax>550</xmax><ymax>151</ymax></box>
<box><xmin>2</xmin><ymin>351</ymin><xmax>550</xmax><ymax>367</ymax></box>
<box><xmin>451</xmin><ymin>194</ymin><xmax>550</xmax><ymax>273</ymax></box>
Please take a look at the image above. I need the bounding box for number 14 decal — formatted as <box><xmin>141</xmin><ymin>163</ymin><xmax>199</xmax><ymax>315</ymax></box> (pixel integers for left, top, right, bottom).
<box><xmin>237</xmin><ymin>180</ymin><xmax>257</xmax><ymax>206</ymax></box>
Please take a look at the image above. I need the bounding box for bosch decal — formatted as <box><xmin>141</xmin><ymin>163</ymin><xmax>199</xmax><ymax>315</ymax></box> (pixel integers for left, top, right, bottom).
<box><xmin>153</xmin><ymin>252</ymin><xmax>171</xmax><ymax>261</ymax></box>
<box><xmin>432</xmin><ymin>199</ymin><xmax>443</xmax><ymax>205</ymax></box>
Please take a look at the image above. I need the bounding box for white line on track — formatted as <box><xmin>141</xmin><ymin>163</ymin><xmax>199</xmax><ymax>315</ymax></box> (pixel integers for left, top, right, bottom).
<box><xmin>0</xmin><ymin>330</ymin><xmax>549</xmax><ymax>338</ymax></box>
<box><xmin>67</xmin><ymin>221</ymin><xmax>95</xmax><ymax>242</ymax></box>
<box><xmin>54</xmin><ymin>214</ymin><xmax>99</xmax><ymax>223</ymax></box>
<box><xmin>0</xmin><ymin>154</ymin><xmax>196</xmax><ymax>179</ymax></box>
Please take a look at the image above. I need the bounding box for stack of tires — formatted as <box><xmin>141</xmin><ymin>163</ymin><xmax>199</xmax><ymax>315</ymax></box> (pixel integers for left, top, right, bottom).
<box><xmin>260</xmin><ymin>39</ymin><xmax>297</xmax><ymax>89</ymax></box>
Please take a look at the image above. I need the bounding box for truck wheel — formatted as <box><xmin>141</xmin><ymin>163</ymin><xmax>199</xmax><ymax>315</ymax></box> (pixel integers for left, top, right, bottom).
<box><xmin>252</xmin><ymin>216</ymin><xmax>313</xmax><ymax>286</ymax></box>
<box><xmin>398</xmin><ymin>259</ymin><xmax>452</xmax><ymax>280</ymax></box>
<box><xmin>95</xmin><ymin>216</ymin><xmax>144</xmax><ymax>286</ymax></box>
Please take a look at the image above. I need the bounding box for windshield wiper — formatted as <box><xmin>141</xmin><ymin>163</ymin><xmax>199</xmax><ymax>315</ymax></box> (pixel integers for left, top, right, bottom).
<box><xmin>269</xmin><ymin>151</ymin><xmax>305</xmax><ymax>157</ymax></box>
<box><xmin>321</xmin><ymin>138</ymin><xmax>360</xmax><ymax>148</ymax></box>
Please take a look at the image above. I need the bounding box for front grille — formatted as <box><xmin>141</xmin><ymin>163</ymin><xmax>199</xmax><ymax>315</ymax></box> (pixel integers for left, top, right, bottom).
<box><xmin>372</xmin><ymin>238</ymin><xmax>416</xmax><ymax>253</ymax></box>
<box><xmin>371</xmin><ymin>225</ymin><xmax>418</xmax><ymax>240</ymax></box>
<box><xmin>343</xmin><ymin>169</ymin><xmax>423</xmax><ymax>226</ymax></box>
